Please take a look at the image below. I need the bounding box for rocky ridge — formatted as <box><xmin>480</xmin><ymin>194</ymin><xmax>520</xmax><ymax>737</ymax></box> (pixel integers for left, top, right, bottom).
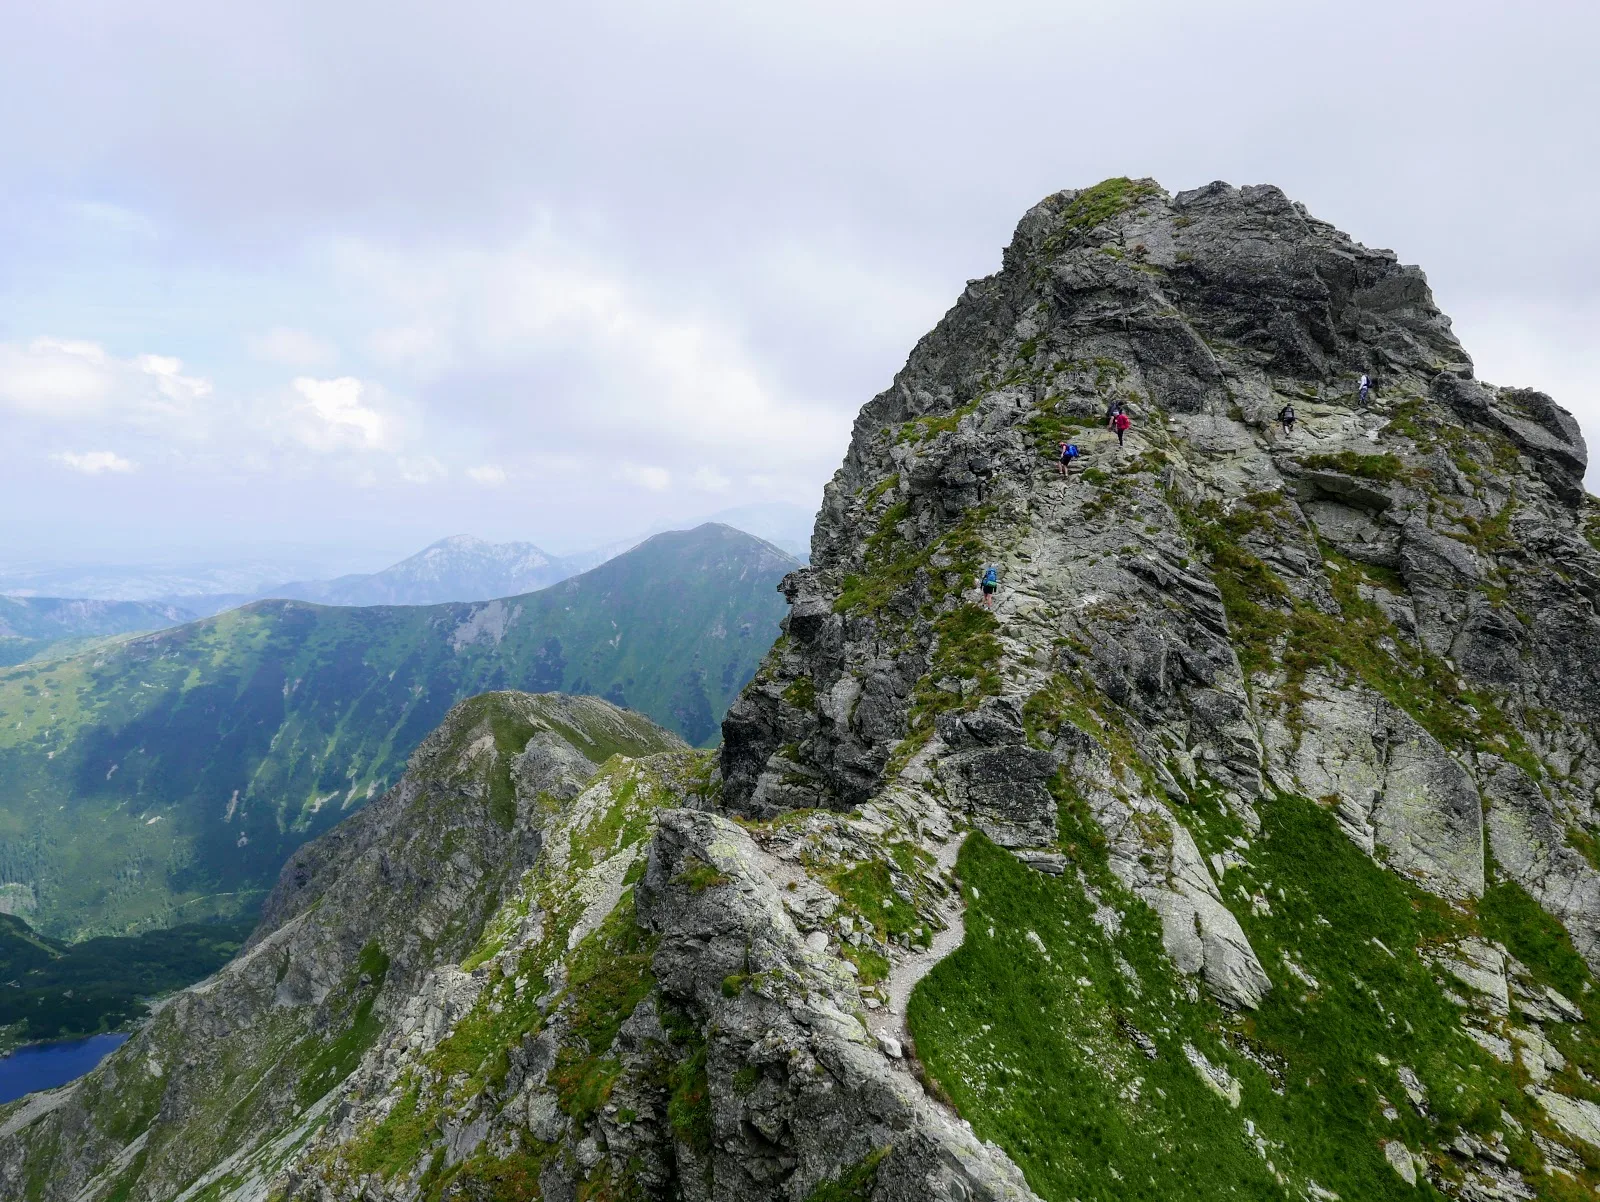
<box><xmin>718</xmin><ymin>178</ymin><xmax>1600</xmax><ymax>1198</ymax></box>
<box><xmin>1</xmin><ymin>179</ymin><xmax>1599</xmax><ymax>1202</ymax></box>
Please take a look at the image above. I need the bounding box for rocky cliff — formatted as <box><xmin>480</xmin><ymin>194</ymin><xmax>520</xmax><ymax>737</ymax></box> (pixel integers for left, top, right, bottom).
<box><xmin>3</xmin><ymin>179</ymin><xmax>1599</xmax><ymax>1202</ymax></box>
<box><xmin>720</xmin><ymin>178</ymin><xmax>1600</xmax><ymax>1198</ymax></box>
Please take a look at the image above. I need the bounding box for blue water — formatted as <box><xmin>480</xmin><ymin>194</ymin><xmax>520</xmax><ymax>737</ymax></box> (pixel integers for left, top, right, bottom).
<box><xmin>0</xmin><ymin>1033</ymin><xmax>128</xmax><ymax>1104</ymax></box>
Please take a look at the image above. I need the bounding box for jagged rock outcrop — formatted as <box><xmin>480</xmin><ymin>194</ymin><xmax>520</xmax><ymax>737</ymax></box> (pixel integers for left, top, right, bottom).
<box><xmin>0</xmin><ymin>693</ymin><xmax>683</xmax><ymax>1202</ymax></box>
<box><xmin>5</xmin><ymin>179</ymin><xmax>1600</xmax><ymax>1202</ymax></box>
<box><xmin>724</xmin><ymin>177</ymin><xmax>1600</xmax><ymax>980</ymax></box>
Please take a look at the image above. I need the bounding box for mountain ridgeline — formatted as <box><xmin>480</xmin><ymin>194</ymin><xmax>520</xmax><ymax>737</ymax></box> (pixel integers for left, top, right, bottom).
<box><xmin>0</xmin><ymin>597</ymin><xmax>194</xmax><ymax>667</ymax></box>
<box><xmin>5</xmin><ymin>179</ymin><xmax>1600</xmax><ymax>1202</ymax></box>
<box><xmin>0</xmin><ymin>524</ymin><xmax>793</xmax><ymax>938</ymax></box>
<box><xmin>259</xmin><ymin>535</ymin><xmax>578</xmax><ymax>608</ymax></box>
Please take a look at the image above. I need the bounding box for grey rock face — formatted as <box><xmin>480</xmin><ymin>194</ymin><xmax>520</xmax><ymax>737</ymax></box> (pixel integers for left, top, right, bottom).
<box><xmin>638</xmin><ymin>809</ymin><xmax>1035</xmax><ymax>1202</ymax></box>
<box><xmin>1269</xmin><ymin>680</ymin><xmax>1485</xmax><ymax>899</ymax></box>
<box><xmin>722</xmin><ymin>175</ymin><xmax>1600</xmax><ymax>983</ymax></box>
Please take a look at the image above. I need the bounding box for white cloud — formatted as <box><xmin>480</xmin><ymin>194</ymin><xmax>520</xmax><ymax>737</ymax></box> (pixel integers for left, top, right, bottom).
<box><xmin>247</xmin><ymin>327</ymin><xmax>339</xmax><ymax>369</ymax></box>
<box><xmin>368</xmin><ymin>323</ymin><xmax>444</xmax><ymax>368</ymax></box>
<box><xmin>285</xmin><ymin>376</ymin><xmax>396</xmax><ymax>453</ymax></box>
<box><xmin>133</xmin><ymin>354</ymin><xmax>212</xmax><ymax>413</ymax></box>
<box><xmin>71</xmin><ymin>201</ymin><xmax>158</xmax><ymax>239</ymax></box>
<box><xmin>690</xmin><ymin>466</ymin><xmax>731</xmax><ymax>492</ymax></box>
<box><xmin>0</xmin><ymin>338</ymin><xmax>211</xmax><ymax>423</ymax></box>
<box><xmin>0</xmin><ymin>339</ymin><xmax>115</xmax><ymax>416</ymax></box>
<box><xmin>467</xmin><ymin>464</ymin><xmax>507</xmax><ymax>486</ymax></box>
<box><xmin>54</xmin><ymin>450</ymin><xmax>136</xmax><ymax>474</ymax></box>
<box><xmin>398</xmin><ymin>455</ymin><xmax>446</xmax><ymax>483</ymax></box>
<box><xmin>330</xmin><ymin>226</ymin><xmax>853</xmax><ymax>463</ymax></box>
<box><xmin>615</xmin><ymin>461</ymin><xmax>671</xmax><ymax>491</ymax></box>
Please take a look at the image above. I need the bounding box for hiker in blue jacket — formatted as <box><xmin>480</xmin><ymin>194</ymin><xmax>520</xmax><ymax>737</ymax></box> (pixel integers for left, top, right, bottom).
<box><xmin>1057</xmin><ymin>440</ymin><xmax>1080</xmax><ymax>477</ymax></box>
<box><xmin>980</xmin><ymin>564</ymin><xmax>1000</xmax><ymax>609</ymax></box>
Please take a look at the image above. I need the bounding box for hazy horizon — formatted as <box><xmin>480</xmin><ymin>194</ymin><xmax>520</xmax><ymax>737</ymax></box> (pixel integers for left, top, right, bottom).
<box><xmin>0</xmin><ymin>501</ymin><xmax>816</xmax><ymax>603</ymax></box>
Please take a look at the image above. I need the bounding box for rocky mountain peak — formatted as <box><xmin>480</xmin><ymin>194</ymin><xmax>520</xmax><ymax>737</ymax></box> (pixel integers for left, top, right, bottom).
<box><xmin>726</xmin><ymin>176</ymin><xmax>1593</xmax><ymax>825</ymax></box>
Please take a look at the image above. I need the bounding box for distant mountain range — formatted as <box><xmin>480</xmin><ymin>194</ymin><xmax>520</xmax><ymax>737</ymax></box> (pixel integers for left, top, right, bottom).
<box><xmin>0</xmin><ymin>524</ymin><xmax>796</xmax><ymax>939</ymax></box>
<box><xmin>0</xmin><ymin>597</ymin><xmax>196</xmax><ymax>666</ymax></box>
<box><xmin>0</xmin><ymin>503</ymin><xmax>814</xmax><ymax>620</ymax></box>
<box><xmin>258</xmin><ymin>534</ymin><xmax>576</xmax><ymax>608</ymax></box>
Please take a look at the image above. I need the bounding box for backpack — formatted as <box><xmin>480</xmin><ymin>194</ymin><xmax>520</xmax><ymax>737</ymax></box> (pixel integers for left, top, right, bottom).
<box><xmin>1282</xmin><ymin>405</ymin><xmax>1295</xmax><ymax>422</ymax></box>
<box><xmin>983</xmin><ymin>567</ymin><xmax>998</xmax><ymax>586</ymax></box>
<box><xmin>1114</xmin><ymin>413</ymin><xmax>1131</xmax><ymax>431</ymax></box>
<box><xmin>1066</xmin><ymin>443</ymin><xmax>1079</xmax><ymax>459</ymax></box>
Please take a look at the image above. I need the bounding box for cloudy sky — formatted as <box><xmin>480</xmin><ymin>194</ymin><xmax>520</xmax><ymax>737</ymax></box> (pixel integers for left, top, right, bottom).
<box><xmin>2</xmin><ymin>0</ymin><xmax>1595</xmax><ymax>574</ymax></box>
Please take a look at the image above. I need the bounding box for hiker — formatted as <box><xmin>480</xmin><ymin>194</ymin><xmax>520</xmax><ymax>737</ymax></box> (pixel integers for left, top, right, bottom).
<box><xmin>1278</xmin><ymin>402</ymin><xmax>1296</xmax><ymax>437</ymax></box>
<box><xmin>1105</xmin><ymin>399</ymin><xmax>1126</xmax><ymax>428</ymax></box>
<box><xmin>1358</xmin><ymin>373</ymin><xmax>1371</xmax><ymax>404</ymax></box>
<box><xmin>980</xmin><ymin>564</ymin><xmax>999</xmax><ymax>609</ymax></box>
<box><xmin>1057</xmin><ymin>439</ymin><xmax>1080</xmax><ymax>476</ymax></box>
<box><xmin>1112</xmin><ymin>408</ymin><xmax>1131</xmax><ymax>447</ymax></box>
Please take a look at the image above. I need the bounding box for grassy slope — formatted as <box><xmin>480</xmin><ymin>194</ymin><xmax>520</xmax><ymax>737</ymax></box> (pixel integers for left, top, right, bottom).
<box><xmin>909</xmin><ymin>791</ymin><xmax>1600</xmax><ymax>1202</ymax></box>
<box><xmin>0</xmin><ymin>525</ymin><xmax>792</xmax><ymax>938</ymax></box>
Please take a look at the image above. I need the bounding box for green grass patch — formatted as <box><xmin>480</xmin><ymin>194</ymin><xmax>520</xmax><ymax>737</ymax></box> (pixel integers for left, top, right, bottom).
<box><xmin>1059</xmin><ymin>178</ymin><xmax>1163</xmax><ymax>235</ymax></box>
<box><xmin>898</xmin><ymin>397</ymin><xmax>982</xmax><ymax>445</ymax></box>
<box><xmin>830</xmin><ymin>860</ymin><xmax>923</xmax><ymax>946</ymax></box>
<box><xmin>550</xmin><ymin>897</ymin><xmax>658</xmax><ymax>1123</ymax></box>
<box><xmin>784</xmin><ymin>675</ymin><xmax>817</xmax><ymax>710</ymax></box>
<box><xmin>910</xmin><ymin>793</ymin><xmax>1599</xmax><ymax>1201</ymax></box>
<box><xmin>806</xmin><ymin>1146</ymin><xmax>891</xmax><ymax>1202</ymax></box>
<box><xmin>839</xmin><ymin>942</ymin><xmax>891</xmax><ymax>986</ymax></box>
<box><xmin>909</xmin><ymin>833</ymin><xmax>1287</xmax><ymax>1201</ymax></box>
<box><xmin>449</xmin><ymin>1147</ymin><xmax>553</xmax><ymax>1202</ymax></box>
<box><xmin>892</xmin><ymin>606</ymin><xmax>1003</xmax><ymax>768</ymax></box>
<box><xmin>480</xmin><ymin>700</ymin><xmax>540</xmax><ymax>829</ymax></box>
<box><xmin>1023</xmin><ymin>674</ymin><xmax>1160</xmax><ymax>797</ymax></box>
<box><xmin>1298</xmin><ymin>451</ymin><xmax>1406</xmax><ymax>482</ymax></box>
<box><xmin>1178</xmin><ymin>493</ymin><xmax>1541</xmax><ymax>776</ymax></box>
<box><xmin>675</xmin><ymin>858</ymin><xmax>730</xmax><ymax>894</ymax></box>
<box><xmin>347</xmin><ymin>1085</ymin><xmax>432</xmax><ymax>1179</ymax></box>
<box><xmin>1478</xmin><ymin>879</ymin><xmax>1596</xmax><ymax>1012</ymax></box>
<box><xmin>425</xmin><ymin>954</ymin><xmax>548</xmax><ymax>1101</ymax></box>
<box><xmin>862</xmin><ymin>473</ymin><xmax>900</xmax><ymax>505</ymax></box>
<box><xmin>296</xmin><ymin>940</ymin><xmax>390</xmax><ymax>1107</ymax></box>
<box><xmin>834</xmin><ymin>500</ymin><xmax>995</xmax><ymax>617</ymax></box>
<box><xmin>668</xmin><ymin>1037</ymin><xmax>713</xmax><ymax>1151</ymax></box>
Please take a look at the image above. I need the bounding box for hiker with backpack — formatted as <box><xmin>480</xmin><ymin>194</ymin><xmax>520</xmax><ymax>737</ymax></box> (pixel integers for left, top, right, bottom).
<box><xmin>1278</xmin><ymin>403</ymin><xmax>1296</xmax><ymax>437</ymax></box>
<box><xmin>1112</xmin><ymin>408</ymin><xmax>1131</xmax><ymax>448</ymax></box>
<box><xmin>1105</xmin><ymin>399</ymin><xmax>1126</xmax><ymax>429</ymax></box>
<box><xmin>1358</xmin><ymin>374</ymin><xmax>1371</xmax><ymax>404</ymax></box>
<box><xmin>979</xmin><ymin>564</ymin><xmax>999</xmax><ymax>609</ymax></box>
<box><xmin>1057</xmin><ymin>439</ymin><xmax>1080</xmax><ymax>477</ymax></box>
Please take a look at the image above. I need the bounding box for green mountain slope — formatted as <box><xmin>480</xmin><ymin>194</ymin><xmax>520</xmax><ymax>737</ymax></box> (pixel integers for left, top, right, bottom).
<box><xmin>0</xmin><ymin>597</ymin><xmax>194</xmax><ymax>667</ymax></box>
<box><xmin>0</xmin><ymin>524</ymin><xmax>793</xmax><ymax>938</ymax></box>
